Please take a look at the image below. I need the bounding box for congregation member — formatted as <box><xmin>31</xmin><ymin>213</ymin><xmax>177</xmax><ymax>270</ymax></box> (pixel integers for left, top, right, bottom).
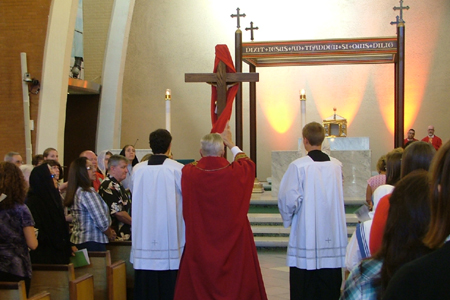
<box><xmin>174</xmin><ymin>125</ymin><xmax>268</xmax><ymax>300</ymax></box>
<box><xmin>98</xmin><ymin>155</ymin><xmax>132</xmax><ymax>241</ymax></box>
<box><xmin>26</xmin><ymin>162</ymin><xmax>73</xmax><ymax>264</ymax></box>
<box><xmin>45</xmin><ymin>159</ymin><xmax>70</xmax><ymax>221</ymax></box>
<box><xmin>403</xmin><ymin>128</ymin><xmax>418</xmax><ymax>146</ymax></box>
<box><xmin>421</xmin><ymin>124</ymin><xmax>442</xmax><ymax>151</ymax></box>
<box><xmin>80</xmin><ymin>150</ymin><xmax>104</xmax><ymax>191</ymax></box>
<box><xmin>4</xmin><ymin>151</ymin><xmax>23</xmax><ymax>167</ymax></box>
<box><xmin>0</xmin><ymin>162</ymin><xmax>38</xmax><ymax>296</ymax></box>
<box><xmin>46</xmin><ymin>159</ymin><xmax>63</xmax><ymax>184</ymax></box>
<box><xmin>31</xmin><ymin>154</ymin><xmax>44</xmax><ymax>166</ymax></box>
<box><xmin>97</xmin><ymin>150</ymin><xmax>113</xmax><ymax>177</ymax></box>
<box><xmin>341</xmin><ymin>170</ymin><xmax>432</xmax><ymax>299</ymax></box>
<box><xmin>43</xmin><ymin>147</ymin><xmax>59</xmax><ymax>161</ymax></box>
<box><xmin>278</xmin><ymin>122</ymin><xmax>347</xmax><ymax>300</ymax></box>
<box><xmin>383</xmin><ymin>141</ymin><xmax>450</xmax><ymax>299</ymax></box>
<box><xmin>120</xmin><ymin>144</ymin><xmax>139</xmax><ymax>191</ymax></box>
<box><xmin>65</xmin><ymin>157</ymin><xmax>115</xmax><ymax>251</ymax></box>
<box><xmin>346</xmin><ymin>150</ymin><xmax>402</xmax><ymax>269</ymax></box>
<box><xmin>19</xmin><ymin>164</ymin><xmax>34</xmax><ymax>189</ymax></box>
<box><xmin>131</xmin><ymin>129</ymin><xmax>185</xmax><ymax>300</ymax></box>
<box><xmin>140</xmin><ymin>153</ymin><xmax>153</xmax><ymax>162</ymax></box>
<box><xmin>365</xmin><ymin>154</ymin><xmax>386</xmax><ymax>208</ymax></box>
<box><xmin>370</xmin><ymin>141</ymin><xmax>435</xmax><ymax>254</ymax></box>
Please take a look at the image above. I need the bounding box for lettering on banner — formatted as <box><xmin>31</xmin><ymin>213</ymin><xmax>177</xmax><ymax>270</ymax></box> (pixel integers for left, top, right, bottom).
<box><xmin>243</xmin><ymin>41</ymin><xmax>397</xmax><ymax>55</ymax></box>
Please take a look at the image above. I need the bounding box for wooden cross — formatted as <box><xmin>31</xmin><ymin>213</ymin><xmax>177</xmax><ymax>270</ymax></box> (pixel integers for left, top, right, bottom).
<box><xmin>393</xmin><ymin>0</ymin><xmax>409</xmax><ymax>22</ymax></box>
<box><xmin>185</xmin><ymin>61</ymin><xmax>259</xmax><ymax>120</ymax></box>
<box><xmin>231</xmin><ymin>7</ymin><xmax>246</xmax><ymax>29</ymax></box>
<box><xmin>245</xmin><ymin>22</ymin><xmax>259</xmax><ymax>41</ymax></box>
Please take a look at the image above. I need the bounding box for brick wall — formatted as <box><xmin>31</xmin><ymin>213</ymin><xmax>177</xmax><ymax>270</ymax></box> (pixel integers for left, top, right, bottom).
<box><xmin>0</xmin><ymin>0</ymin><xmax>114</xmax><ymax>162</ymax></box>
<box><xmin>0</xmin><ymin>1</ymin><xmax>51</xmax><ymax>163</ymax></box>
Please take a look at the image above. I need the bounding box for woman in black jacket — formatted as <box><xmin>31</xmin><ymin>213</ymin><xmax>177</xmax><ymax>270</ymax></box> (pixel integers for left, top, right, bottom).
<box><xmin>26</xmin><ymin>162</ymin><xmax>73</xmax><ymax>264</ymax></box>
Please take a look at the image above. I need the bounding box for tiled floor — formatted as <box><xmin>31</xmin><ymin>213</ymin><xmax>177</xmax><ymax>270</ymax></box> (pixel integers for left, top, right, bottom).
<box><xmin>257</xmin><ymin>249</ymin><xmax>290</xmax><ymax>300</ymax></box>
<box><xmin>258</xmin><ymin>249</ymin><xmax>347</xmax><ymax>300</ymax></box>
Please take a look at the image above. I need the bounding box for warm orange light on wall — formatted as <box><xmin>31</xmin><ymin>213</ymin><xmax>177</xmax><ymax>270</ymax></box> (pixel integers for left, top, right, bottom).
<box><xmin>375</xmin><ymin>1</ymin><xmax>442</xmax><ymax>135</ymax></box>
<box><xmin>309</xmin><ymin>65</ymin><xmax>370</xmax><ymax>126</ymax></box>
<box><xmin>259</xmin><ymin>94</ymin><xmax>296</xmax><ymax>134</ymax></box>
<box><xmin>373</xmin><ymin>70</ymin><xmax>427</xmax><ymax>137</ymax></box>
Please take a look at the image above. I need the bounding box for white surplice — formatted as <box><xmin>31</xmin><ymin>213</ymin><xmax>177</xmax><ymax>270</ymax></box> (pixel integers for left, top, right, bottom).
<box><xmin>130</xmin><ymin>159</ymin><xmax>185</xmax><ymax>270</ymax></box>
<box><xmin>278</xmin><ymin>155</ymin><xmax>347</xmax><ymax>270</ymax></box>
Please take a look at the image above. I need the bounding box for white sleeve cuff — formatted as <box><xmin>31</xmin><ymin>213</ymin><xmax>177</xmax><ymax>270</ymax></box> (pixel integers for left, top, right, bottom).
<box><xmin>231</xmin><ymin>146</ymin><xmax>242</xmax><ymax>159</ymax></box>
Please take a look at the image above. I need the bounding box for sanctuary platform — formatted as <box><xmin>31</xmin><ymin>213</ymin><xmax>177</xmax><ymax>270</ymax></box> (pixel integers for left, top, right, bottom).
<box><xmin>272</xmin><ymin>137</ymin><xmax>371</xmax><ymax>205</ymax></box>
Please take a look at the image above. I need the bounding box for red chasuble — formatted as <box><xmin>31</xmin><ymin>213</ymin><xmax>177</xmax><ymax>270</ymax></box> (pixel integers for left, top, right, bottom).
<box><xmin>421</xmin><ymin>136</ymin><xmax>442</xmax><ymax>151</ymax></box>
<box><xmin>174</xmin><ymin>153</ymin><xmax>267</xmax><ymax>300</ymax></box>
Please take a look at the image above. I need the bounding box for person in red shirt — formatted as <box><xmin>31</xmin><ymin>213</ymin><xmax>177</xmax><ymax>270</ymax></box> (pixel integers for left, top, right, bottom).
<box><xmin>370</xmin><ymin>141</ymin><xmax>435</xmax><ymax>254</ymax></box>
<box><xmin>403</xmin><ymin>128</ymin><xmax>418</xmax><ymax>147</ymax></box>
<box><xmin>80</xmin><ymin>150</ymin><xmax>104</xmax><ymax>191</ymax></box>
<box><xmin>421</xmin><ymin>125</ymin><xmax>442</xmax><ymax>151</ymax></box>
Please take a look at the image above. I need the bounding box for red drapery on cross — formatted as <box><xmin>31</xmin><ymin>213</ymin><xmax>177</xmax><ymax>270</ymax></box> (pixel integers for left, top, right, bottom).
<box><xmin>210</xmin><ymin>44</ymin><xmax>239</xmax><ymax>134</ymax></box>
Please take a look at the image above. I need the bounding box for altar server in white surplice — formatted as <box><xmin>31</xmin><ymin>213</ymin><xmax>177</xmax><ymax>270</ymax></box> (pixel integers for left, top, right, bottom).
<box><xmin>130</xmin><ymin>129</ymin><xmax>185</xmax><ymax>300</ymax></box>
<box><xmin>278</xmin><ymin>121</ymin><xmax>347</xmax><ymax>300</ymax></box>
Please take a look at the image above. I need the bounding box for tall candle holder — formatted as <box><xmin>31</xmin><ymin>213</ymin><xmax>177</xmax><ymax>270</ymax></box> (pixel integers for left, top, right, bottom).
<box><xmin>299</xmin><ymin>89</ymin><xmax>306</xmax><ymax>129</ymax></box>
<box><xmin>165</xmin><ymin>89</ymin><xmax>171</xmax><ymax>132</ymax></box>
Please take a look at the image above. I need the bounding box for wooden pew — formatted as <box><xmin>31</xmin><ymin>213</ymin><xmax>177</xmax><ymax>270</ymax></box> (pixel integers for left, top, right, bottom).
<box><xmin>0</xmin><ymin>280</ymin><xmax>52</xmax><ymax>300</ymax></box>
<box><xmin>30</xmin><ymin>264</ymin><xmax>76</xmax><ymax>300</ymax></box>
<box><xmin>28</xmin><ymin>291</ymin><xmax>51</xmax><ymax>300</ymax></box>
<box><xmin>74</xmin><ymin>251</ymin><xmax>111</xmax><ymax>300</ymax></box>
<box><xmin>105</xmin><ymin>241</ymin><xmax>134</xmax><ymax>290</ymax></box>
<box><xmin>0</xmin><ymin>280</ymin><xmax>27</xmax><ymax>300</ymax></box>
<box><xmin>69</xmin><ymin>273</ymin><xmax>94</xmax><ymax>300</ymax></box>
<box><xmin>107</xmin><ymin>260</ymin><xmax>127</xmax><ymax>300</ymax></box>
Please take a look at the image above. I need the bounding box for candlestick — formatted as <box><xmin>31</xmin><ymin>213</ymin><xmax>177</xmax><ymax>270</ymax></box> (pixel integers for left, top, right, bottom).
<box><xmin>299</xmin><ymin>89</ymin><xmax>306</xmax><ymax>129</ymax></box>
<box><xmin>165</xmin><ymin>89</ymin><xmax>171</xmax><ymax>132</ymax></box>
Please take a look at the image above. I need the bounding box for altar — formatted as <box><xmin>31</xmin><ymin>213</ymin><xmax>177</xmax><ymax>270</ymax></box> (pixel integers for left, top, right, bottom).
<box><xmin>271</xmin><ymin>137</ymin><xmax>371</xmax><ymax>204</ymax></box>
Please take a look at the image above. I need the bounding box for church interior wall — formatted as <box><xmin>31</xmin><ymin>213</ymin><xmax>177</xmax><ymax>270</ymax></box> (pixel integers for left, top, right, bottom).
<box><xmin>121</xmin><ymin>0</ymin><xmax>450</xmax><ymax>181</ymax></box>
<box><xmin>82</xmin><ymin>0</ymin><xmax>114</xmax><ymax>85</ymax></box>
<box><xmin>0</xmin><ymin>0</ymin><xmax>51</xmax><ymax>163</ymax></box>
<box><xmin>2</xmin><ymin>0</ymin><xmax>449</xmax><ymax>182</ymax></box>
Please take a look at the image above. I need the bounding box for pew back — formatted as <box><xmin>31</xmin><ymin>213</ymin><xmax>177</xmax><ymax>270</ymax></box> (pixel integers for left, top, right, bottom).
<box><xmin>69</xmin><ymin>273</ymin><xmax>94</xmax><ymax>300</ymax></box>
<box><xmin>107</xmin><ymin>260</ymin><xmax>127</xmax><ymax>300</ymax></box>
<box><xmin>28</xmin><ymin>291</ymin><xmax>51</xmax><ymax>300</ymax></box>
<box><xmin>74</xmin><ymin>251</ymin><xmax>111</xmax><ymax>300</ymax></box>
<box><xmin>0</xmin><ymin>280</ymin><xmax>27</xmax><ymax>300</ymax></box>
<box><xmin>30</xmin><ymin>264</ymin><xmax>75</xmax><ymax>300</ymax></box>
<box><xmin>105</xmin><ymin>242</ymin><xmax>133</xmax><ymax>289</ymax></box>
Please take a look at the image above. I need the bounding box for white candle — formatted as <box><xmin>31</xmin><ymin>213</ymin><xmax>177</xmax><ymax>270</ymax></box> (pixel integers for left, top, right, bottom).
<box><xmin>165</xmin><ymin>89</ymin><xmax>171</xmax><ymax>132</ymax></box>
<box><xmin>300</xmin><ymin>89</ymin><xmax>306</xmax><ymax>129</ymax></box>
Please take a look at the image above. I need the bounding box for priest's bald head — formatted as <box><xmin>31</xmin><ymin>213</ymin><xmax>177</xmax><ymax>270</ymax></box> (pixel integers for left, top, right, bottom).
<box><xmin>302</xmin><ymin>122</ymin><xmax>325</xmax><ymax>150</ymax></box>
<box><xmin>200</xmin><ymin>133</ymin><xmax>224</xmax><ymax>157</ymax></box>
<box><xmin>149</xmin><ymin>129</ymin><xmax>172</xmax><ymax>155</ymax></box>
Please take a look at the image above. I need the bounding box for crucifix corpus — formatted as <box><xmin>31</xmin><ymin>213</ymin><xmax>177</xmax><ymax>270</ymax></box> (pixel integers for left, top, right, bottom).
<box><xmin>185</xmin><ymin>47</ymin><xmax>259</xmax><ymax>140</ymax></box>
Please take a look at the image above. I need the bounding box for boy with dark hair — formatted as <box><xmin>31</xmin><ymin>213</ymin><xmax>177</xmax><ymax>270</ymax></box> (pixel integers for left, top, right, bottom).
<box><xmin>131</xmin><ymin>129</ymin><xmax>185</xmax><ymax>300</ymax></box>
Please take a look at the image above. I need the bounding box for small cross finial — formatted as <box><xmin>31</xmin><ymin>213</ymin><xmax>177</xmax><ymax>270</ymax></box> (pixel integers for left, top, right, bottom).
<box><xmin>390</xmin><ymin>16</ymin><xmax>400</xmax><ymax>26</ymax></box>
<box><xmin>231</xmin><ymin>7</ymin><xmax>246</xmax><ymax>29</ymax></box>
<box><xmin>245</xmin><ymin>22</ymin><xmax>259</xmax><ymax>41</ymax></box>
<box><xmin>391</xmin><ymin>0</ymin><xmax>409</xmax><ymax>25</ymax></box>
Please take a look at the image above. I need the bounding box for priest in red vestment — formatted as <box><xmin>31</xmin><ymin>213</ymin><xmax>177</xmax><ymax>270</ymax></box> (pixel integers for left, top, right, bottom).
<box><xmin>403</xmin><ymin>128</ymin><xmax>418</xmax><ymax>146</ymax></box>
<box><xmin>173</xmin><ymin>125</ymin><xmax>267</xmax><ymax>300</ymax></box>
<box><xmin>421</xmin><ymin>125</ymin><xmax>442</xmax><ymax>151</ymax></box>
